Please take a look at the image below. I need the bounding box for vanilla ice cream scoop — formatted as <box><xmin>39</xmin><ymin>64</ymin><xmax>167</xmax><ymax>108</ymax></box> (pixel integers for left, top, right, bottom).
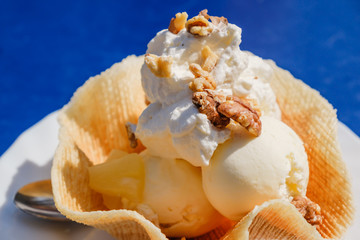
<box><xmin>141</xmin><ymin>152</ymin><xmax>226</xmax><ymax>237</ymax></box>
<box><xmin>202</xmin><ymin>116</ymin><xmax>309</xmax><ymax>221</ymax></box>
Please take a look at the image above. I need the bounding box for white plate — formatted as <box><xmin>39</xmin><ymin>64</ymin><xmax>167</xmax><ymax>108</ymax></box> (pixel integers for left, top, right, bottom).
<box><xmin>0</xmin><ymin>111</ymin><xmax>359</xmax><ymax>239</ymax></box>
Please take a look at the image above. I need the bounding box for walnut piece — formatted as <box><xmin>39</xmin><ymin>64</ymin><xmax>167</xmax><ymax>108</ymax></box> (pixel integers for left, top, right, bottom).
<box><xmin>192</xmin><ymin>91</ymin><xmax>230</xmax><ymax>129</ymax></box>
<box><xmin>291</xmin><ymin>196</ymin><xmax>323</xmax><ymax>228</ymax></box>
<box><xmin>145</xmin><ymin>53</ymin><xmax>173</xmax><ymax>78</ymax></box>
<box><xmin>199</xmin><ymin>9</ymin><xmax>210</xmax><ymax>19</ymax></box>
<box><xmin>125</xmin><ymin>122</ymin><xmax>138</xmax><ymax>148</ymax></box>
<box><xmin>217</xmin><ymin>96</ymin><xmax>262</xmax><ymax>136</ymax></box>
<box><xmin>210</xmin><ymin>16</ymin><xmax>228</xmax><ymax>26</ymax></box>
<box><xmin>189</xmin><ymin>46</ymin><xmax>218</xmax><ymax>91</ymax></box>
<box><xmin>198</xmin><ymin>9</ymin><xmax>227</xmax><ymax>26</ymax></box>
<box><xmin>189</xmin><ymin>77</ymin><xmax>213</xmax><ymax>92</ymax></box>
<box><xmin>188</xmin><ymin>63</ymin><xmax>216</xmax><ymax>91</ymax></box>
<box><xmin>201</xmin><ymin>45</ymin><xmax>218</xmax><ymax>72</ymax></box>
<box><xmin>185</xmin><ymin>15</ymin><xmax>213</xmax><ymax>36</ymax></box>
<box><xmin>192</xmin><ymin>91</ymin><xmax>261</xmax><ymax>135</ymax></box>
<box><xmin>241</xmin><ymin>97</ymin><xmax>262</xmax><ymax>118</ymax></box>
<box><xmin>168</xmin><ymin>12</ymin><xmax>188</xmax><ymax>34</ymax></box>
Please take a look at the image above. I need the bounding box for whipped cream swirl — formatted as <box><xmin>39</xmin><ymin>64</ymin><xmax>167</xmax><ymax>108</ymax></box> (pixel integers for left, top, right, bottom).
<box><xmin>136</xmin><ymin>21</ymin><xmax>280</xmax><ymax>167</ymax></box>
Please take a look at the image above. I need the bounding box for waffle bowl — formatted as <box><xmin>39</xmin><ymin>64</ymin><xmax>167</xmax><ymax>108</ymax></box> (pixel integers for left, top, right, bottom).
<box><xmin>51</xmin><ymin>54</ymin><xmax>354</xmax><ymax>239</ymax></box>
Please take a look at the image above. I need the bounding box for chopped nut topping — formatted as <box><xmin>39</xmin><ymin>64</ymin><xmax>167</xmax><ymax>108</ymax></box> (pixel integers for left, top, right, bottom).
<box><xmin>145</xmin><ymin>53</ymin><xmax>173</xmax><ymax>78</ymax></box>
<box><xmin>201</xmin><ymin>45</ymin><xmax>218</xmax><ymax>72</ymax></box>
<box><xmin>192</xmin><ymin>90</ymin><xmax>261</xmax><ymax>134</ymax></box>
<box><xmin>125</xmin><ymin>122</ymin><xmax>138</xmax><ymax>148</ymax></box>
<box><xmin>199</xmin><ymin>9</ymin><xmax>210</xmax><ymax>20</ymax></box>
<box><xmin>198</xmin><ymin>9</ymin><xmax>227</xmax><ymax>26</ymax></box>
<box><xmin>242</xmin><ymin>97</ymin><xmax>262</xmax><ymax>117</ymax></box>
<box><xmin>189</xmin><ymin>77</ymin><xmax>214</xmax><ymax>92</ymax></box>
<box><xmin>217</xmin><ymin>96</ymin><xmax>262</xmax><ymax>136</ymax></box>
<box><xmin>210</xmin><ymin>16</ymin><xmax>228</xmax><ymax>26</ymax></box>
<box><xmin>168</xmin><ymin>12</ymin><xmax>188</xmax><ymax>34</ymax></box>
<box><xmin>188</xmin><ymin>46</ymin><xmax>218</xmax><ymax>92</ymax></box>
<box><xmin>192</xmin><ymin>91</ymin><xmax>230</xmax><ymax>129</ymax></box>
<box><xmin>179</xmin><ymin>10</ymin><xmax>227</xmax><ymax>36</ymax></box>
<box><xmin>189</xmin><ymin>63</ymin><xmax>216</xmax><ymax>91</ymax></box>
<box><xmin>291</xmin><ymin>196</ymin><xmax>323</xmax><ymax>228</ymax></box>
<box><xmin>185</xmin><ymin>15</ymin><xmax>213</xmax><ymax>36</ymax></box>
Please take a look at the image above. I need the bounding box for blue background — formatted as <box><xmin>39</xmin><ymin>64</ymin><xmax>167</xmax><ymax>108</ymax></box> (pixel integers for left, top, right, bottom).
<box><xmin>1</xmin><ymin>0</ymin><xmax>359</xmax><ymax>155</ymax></box>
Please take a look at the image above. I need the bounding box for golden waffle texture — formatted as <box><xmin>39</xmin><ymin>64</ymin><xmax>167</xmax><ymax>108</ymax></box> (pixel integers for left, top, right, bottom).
<box><xmin>51</xmin><ymin>55</ymin><xmax>353</xmax><ymax>240</ymax></box>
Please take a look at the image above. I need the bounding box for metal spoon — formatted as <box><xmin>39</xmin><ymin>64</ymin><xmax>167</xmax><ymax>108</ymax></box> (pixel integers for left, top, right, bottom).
<box><xmin>13</xmin><ymin>179</ymin><xmax>69</xmax><ymax>221</ymax></box>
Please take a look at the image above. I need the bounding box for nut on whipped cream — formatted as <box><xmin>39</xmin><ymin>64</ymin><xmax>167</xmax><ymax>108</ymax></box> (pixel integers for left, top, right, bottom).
<box><xmin>136</xmin><ymin>11</ymin><xmax>281</xmax><ymax>167</ymax></box>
